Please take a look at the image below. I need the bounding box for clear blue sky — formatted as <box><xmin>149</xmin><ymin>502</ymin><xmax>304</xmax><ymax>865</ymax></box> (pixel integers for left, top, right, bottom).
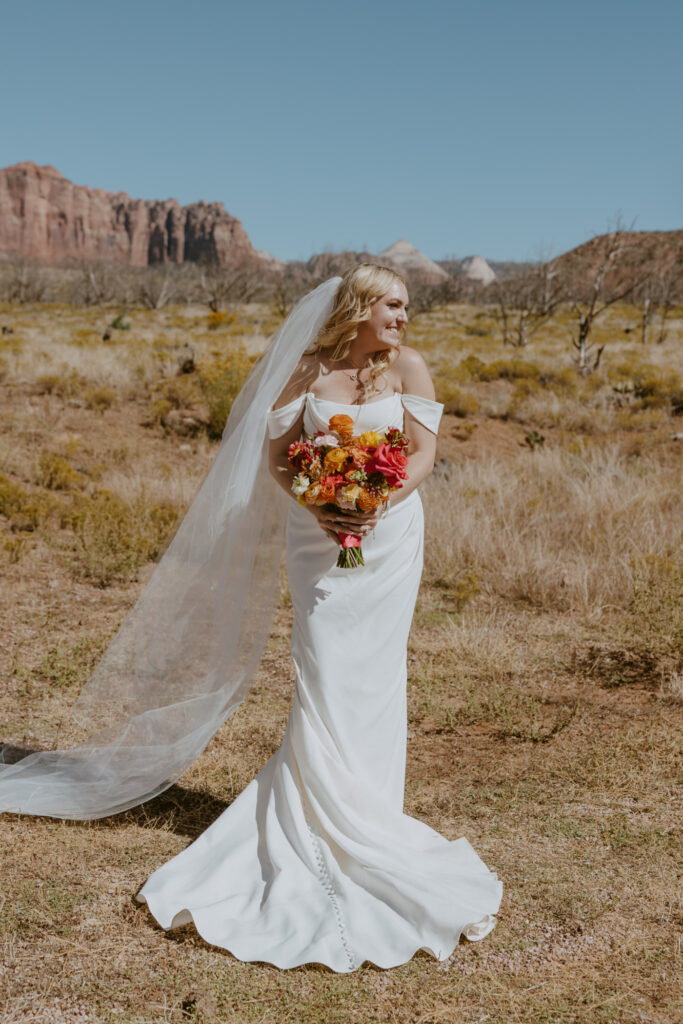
<box><xmin>1</xmin><ymin>0</ymin><xmax>681</xmax><ymax>262</ymax></box>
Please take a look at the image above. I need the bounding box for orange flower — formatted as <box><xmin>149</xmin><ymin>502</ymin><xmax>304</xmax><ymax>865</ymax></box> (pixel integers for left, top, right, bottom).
<box><xmin>319</xmin><ymin>482</ymin><xmax>337</xmax><ymax>503</ymax></box>
<box><xmin>323</xmin><ymin>448</ymin><xmax>350</xmax><ymax>472</ymax></box>
<box><xmin>329</xmin><ymin>414</ymin><xmax>355</xmax><ymax>439</ymax></box>
<box><xmin>347</xmin><ymin>445</ymin><xmax>372</xmax><ymax>466</ymax></box>
<box><xmin>357</xmin><ymin>489</ymin><xmax>382</xmax><ymax>512</ymax></box>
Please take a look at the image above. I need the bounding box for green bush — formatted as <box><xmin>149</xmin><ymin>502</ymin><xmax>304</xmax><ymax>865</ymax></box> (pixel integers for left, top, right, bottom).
<box><xmin>64</xmin><ymin>489</ymin><xmax>179</xmax><ymax>585</ymax></box>
<box><xmin>434</xmin><ymin>376</ymin><xmax>480</xmax><ymax>416</ymax></box>
<box><xmin>455</xmin><ymin>355</ymin><xmax>541</xmax><ymax>383</ymax></box>
<box><xmin>0</xmin><ymin>473</ymin><xmax>54</xmax><ymax>531</ymax></box>
<box><xmin>84</xmin><ymin>386</ymin><xmax>117</xmax><ymax>411</ymax></box>
<box><xmin>36</xmin><ymin>371</ymin><xmax>86</xmax><ymax>397</ymax></box>
<box><xmin>35</xmin><ymin>452</ymin><xmax>84</xmax><ymax>491</ymax></box>
<box><xmin>198</xmin><ymin>346</ymin><xmax>256</xmax><ymax>439</ymax></box>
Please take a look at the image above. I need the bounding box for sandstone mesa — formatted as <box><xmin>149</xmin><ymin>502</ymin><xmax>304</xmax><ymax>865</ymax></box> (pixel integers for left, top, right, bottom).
<box><xmin>0</xmin><ymin>162</ymin><xmax>257</xmax><ymax>268</ymax></box>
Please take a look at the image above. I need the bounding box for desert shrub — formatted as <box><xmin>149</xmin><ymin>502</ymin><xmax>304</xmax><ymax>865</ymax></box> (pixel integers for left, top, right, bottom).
<box><xmin>485</xmin><ymin>358</ymin><xmax>541</xmax><ymax>381</ymax></box>
<box><xmin>0</xmin><ymin>473</ymin><xmax>55</xmax><ymax>531</ymax></box>
<box><xmin>633</xmin><ymin>373</ymin><xmax>683</xmax><ymax>414</ymax></box>
<box><xmin>0</xmin><ymin>356</ymin><xmax>7</xmax><ymax>381</ymax></box>
<box><xmin>1</xmin><ymin>533</ymin><xmax>29</xmax><ymax>563</ymax></box>
<box><xmin>539</xmin><ymin>367</ymin><xmax>578</xmax><ymax>394</ymax></box>
<box><xmin>148</xmin><ymin>374</ymin><xmax>204</xmax><ymax>430</ymax></box>
<box><xmin>608</xmin><ymin>364</ymin><xmax>683</xmax><ymax>414</ymax></box>
<box><xmin>433</xmin><ymin>376</ymin><xmax>479</xmax><ymax>416</ymax></box>
<box><xmin>454</xmin><ymin>355</ymin><xmax>541</xmax><ymax>383</ymax></box>
<box><xmin>70</xmin><ymin>328</ymin><xmax>100</xmax><ymax>348</ymax></box>
<box><xmin>0</xmin><ymin>333</ymin><xmax>24</xmax><ymax>355</ymax></box>
<box><xmin>149</xmin><ymin>398</ymin><xmax>174</xmax><ymax>428</ymax></box>
<box><xmin>84</xmin><ymin>386</ymin><xmax>117</xmax><ymax>411</ymax></box>
<box><xmin>207</xmin><ymin>310</ymin><xmax>236</xmax><ymax>330</ymax></box>
<box><xmin>35</xmin><ymin>452</ymin><xmax>84</xmax><ymax>491</ymax></box>
<box><xmin>153</xmin><ymin>375</ymin><xmax>203</xmax><ymax>408</ymax></box>
<box><xmin>198</xmin><ymin>346</ymin><xmax>256</xmax><ymax>439</ymax></box>
<box><xmin>608</xmin><ymin>358</ymin><xmax>661</xmax><ymax>385</ymax></box>
<box><xmin>455</xmin><ymin>355</ymin><xmax>486</xmax><ymax>380</ymax></box>
<box><xmin>36</xmin><ymin>371</ymin><xmax>86</xmax><ymax>398</ymax></box>
<box><xmin>64</xmin><ymin>488</ymin><xmax>179</xmax><ymax>585</ymax></box>
<box><xmin>110</xmin><ymin>311</ymin><xmax>131</xmax><ymax>331</ymax></box>
<box><xmin>511</xmin><ymin>377</ymin><xmax>544</xmax><ymax>401</ymax></box>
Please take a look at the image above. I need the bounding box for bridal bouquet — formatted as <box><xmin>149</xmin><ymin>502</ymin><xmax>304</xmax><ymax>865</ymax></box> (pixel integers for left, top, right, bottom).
<box><xmin>288</xmin><ymin>414</ymin><xmax>409</xmax><ymax>568</ymax></box>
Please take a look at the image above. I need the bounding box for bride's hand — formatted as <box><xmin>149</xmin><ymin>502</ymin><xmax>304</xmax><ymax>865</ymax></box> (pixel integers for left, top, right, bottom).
<box><xmin>306</xmin><ymin>503</ymin><xmax>384</xmax><ymax>544</ymax></box>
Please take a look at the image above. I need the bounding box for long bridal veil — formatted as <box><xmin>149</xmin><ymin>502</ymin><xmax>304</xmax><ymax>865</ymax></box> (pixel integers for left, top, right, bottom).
<box><xmin>0</xmin><ymin>277</ymin><xmax>342</xmax><ymax>820</ymax></box>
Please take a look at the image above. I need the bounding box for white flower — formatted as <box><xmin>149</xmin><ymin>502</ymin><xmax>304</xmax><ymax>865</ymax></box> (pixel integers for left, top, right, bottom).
<box><xmin>313</xmin><ymin>433</ymin><xmax>339</xmax><ymax>448</ymax></box>
<box><xmin>292</xmin><ymin>473</ymin><xmax>310</xmax><ymax>496</ymax></box>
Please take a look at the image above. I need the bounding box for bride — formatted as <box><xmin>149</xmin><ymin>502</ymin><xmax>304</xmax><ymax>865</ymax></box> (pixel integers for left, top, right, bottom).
<box><xmin>0</xmin><ymin>265</ymin><xmax>502</xmax><ymax>972</ymax></box>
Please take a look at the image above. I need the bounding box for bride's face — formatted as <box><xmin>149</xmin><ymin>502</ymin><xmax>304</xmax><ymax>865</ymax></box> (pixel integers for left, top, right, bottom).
<box><xmin>358</xmin><ymin>281</ymin><xmax>409</xmax><ymax>350</ymax></box>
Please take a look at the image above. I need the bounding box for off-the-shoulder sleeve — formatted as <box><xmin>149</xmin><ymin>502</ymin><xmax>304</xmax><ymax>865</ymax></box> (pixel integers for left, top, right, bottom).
<box><xmin>266</xmin><ymin>393</ymin><xmax>307</xmax><ymax>439</ymax></box>
<box><xmin>401</xmin><ymin>393</ymin><xmax>444</xmax><ymax>434</ymax></box>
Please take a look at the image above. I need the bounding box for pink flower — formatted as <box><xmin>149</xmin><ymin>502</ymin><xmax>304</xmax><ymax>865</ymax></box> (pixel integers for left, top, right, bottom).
<box><xmin>366</xmin><ymin>443</ymin><xmax>408</xmax><ymax>488</ymax></box>
<box><xmin>313</xmin><ymin>433</ymin><xmax>339</xmax><ymax>448</ymax></box>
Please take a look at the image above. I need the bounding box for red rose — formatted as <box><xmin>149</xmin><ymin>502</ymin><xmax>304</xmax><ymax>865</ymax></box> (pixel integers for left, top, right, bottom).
<box><xmin>366</xmin><ymin>443</ymin><xmax>408</xmax><ymax>488</ymax></box>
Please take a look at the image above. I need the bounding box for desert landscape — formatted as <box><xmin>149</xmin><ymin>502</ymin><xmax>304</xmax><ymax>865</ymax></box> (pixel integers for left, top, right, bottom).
<box><xmin>0</xmin><ymin>165</ymin><xmax>681</xmax><ymax>1023</ymax></box>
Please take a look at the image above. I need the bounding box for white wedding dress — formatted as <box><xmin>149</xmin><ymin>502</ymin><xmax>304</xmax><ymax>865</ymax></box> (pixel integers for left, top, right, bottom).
<box><xmin>136</xmin><ymin>392</ymin><xmax>502</xmax><ymax>972</ymax></box>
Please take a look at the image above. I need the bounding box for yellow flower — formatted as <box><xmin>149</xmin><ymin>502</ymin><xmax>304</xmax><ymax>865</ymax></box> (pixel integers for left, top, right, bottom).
<box><xmin>359</xmin><ymin>430</ymin><xmax>383</xmax><ymax>447</ymax></box>
<box><xmin>323</xmin><ymin>448</ymin><xmax>350</xmax><ymax>472</ymax></box>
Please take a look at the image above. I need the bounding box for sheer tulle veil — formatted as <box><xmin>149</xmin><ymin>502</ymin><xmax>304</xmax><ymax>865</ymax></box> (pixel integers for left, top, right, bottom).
<box><xmin>0</xmin><ymin>276</ymin><xmax>342</xmax><ymax>820</ymax></box>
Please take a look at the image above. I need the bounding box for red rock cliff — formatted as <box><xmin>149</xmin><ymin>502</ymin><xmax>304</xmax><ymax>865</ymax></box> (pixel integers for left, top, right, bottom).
<box><xmin>0</xmin><ymin>162</ymin><xmax>258</xmax><ymax>267</ymax></box>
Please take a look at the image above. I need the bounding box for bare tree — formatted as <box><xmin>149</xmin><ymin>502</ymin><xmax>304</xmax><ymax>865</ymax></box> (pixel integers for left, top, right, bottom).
<box><xmin>133</xmin><ymin>265</ymin><xmax>183</xmax><ymax>310</ymax></box>
<box><xmin>267</xmin><ymin>270</ymin><xmax>311</xmax><ymax>319</ymax></box>
<box><xmin>405</xmin><ymin>270</ymin><xmax>466</xmax><ymax>317</ymax></box>
<box><xmin>1</xmin><ymin>255</ymin><xmax>48</xmax><ymax>303</ymax></box>
<box><xmin>70</xmin><ymin>259</ymin><xmax>120</xmax><ymax>310</ymax></box>
<box><xmin>562</xmin><ymin>220</ymin><xmax>649</xmax><ymax>374</ymax></box>
<box><xmin>636</xmin><ymin>263</ymin><xmax>680</xmax><ymax>345</ymax></box>
<box><xmin>197</xmin><ymin>258</ymin><xmax>264</xmax><ymax>313</ymax></box>
<box><xmin>492</xmin><ymin>257</ymin><xmax>565</xmax><ymax>347</ymax></box>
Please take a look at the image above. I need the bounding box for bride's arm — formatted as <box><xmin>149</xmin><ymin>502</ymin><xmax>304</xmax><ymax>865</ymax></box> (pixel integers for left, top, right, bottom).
<box><xmin>389</xmin><ymin>346</ymin><xmax>438</xmax><ymax>508</ymax></box>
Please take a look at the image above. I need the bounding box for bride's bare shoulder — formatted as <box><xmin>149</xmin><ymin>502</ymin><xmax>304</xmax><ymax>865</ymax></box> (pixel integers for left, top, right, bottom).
<box><xmin>393</xmin><ymin>346</ymin><xmax>435</xmax><ymax>399</ymax></box>
<box><xmin>272</xmin><ymin>353</ymin><xmax>320</xmax><ymax>410</ymax></box>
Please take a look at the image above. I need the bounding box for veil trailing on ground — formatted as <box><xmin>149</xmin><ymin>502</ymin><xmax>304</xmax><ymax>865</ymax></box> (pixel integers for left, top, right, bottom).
<box><xmin>0</xmin><ymin>277</ymin><xmax>342</xmax><ymax>820</ymax></box>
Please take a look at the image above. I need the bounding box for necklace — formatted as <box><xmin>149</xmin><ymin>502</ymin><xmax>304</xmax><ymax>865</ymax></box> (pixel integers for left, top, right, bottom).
<box><xmin>338</xmin><ymin>356</ymin><xmax>367</xmax><ymax>384</ymax></box>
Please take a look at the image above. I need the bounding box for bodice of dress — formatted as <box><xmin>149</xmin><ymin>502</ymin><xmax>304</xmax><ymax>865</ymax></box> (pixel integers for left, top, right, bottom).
<box><xmin>267</xmin><ymin>391</ymin><xmax>444</xmax><ymax>440</ymax></box>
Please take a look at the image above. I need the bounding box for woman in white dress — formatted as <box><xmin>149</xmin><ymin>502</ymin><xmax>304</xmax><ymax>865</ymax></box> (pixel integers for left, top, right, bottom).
<box><xmin>136</xmin><ymin>265</ymin><xmax>503</xmax><ymax>972</ymax></box>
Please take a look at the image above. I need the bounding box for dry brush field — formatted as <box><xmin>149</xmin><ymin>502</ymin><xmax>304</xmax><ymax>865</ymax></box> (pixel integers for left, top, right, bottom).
<box><xmin>0</xmin><ymin>298</ymin><xmax>681</xmax><ymax>1024</ymax></box>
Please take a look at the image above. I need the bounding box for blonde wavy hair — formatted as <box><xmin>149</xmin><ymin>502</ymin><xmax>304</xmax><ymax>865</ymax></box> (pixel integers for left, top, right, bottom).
<box><xmin>312</xmin><ymin>263</ymin><xmax>407</xmax><ymax>400</ymax></box>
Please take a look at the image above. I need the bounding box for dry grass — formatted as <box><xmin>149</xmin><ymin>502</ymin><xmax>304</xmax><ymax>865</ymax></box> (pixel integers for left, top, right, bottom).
<box><xmin>0</xmin><ymin>298</ymin><xmax>682</xmax><ymax>1023</ymax></box>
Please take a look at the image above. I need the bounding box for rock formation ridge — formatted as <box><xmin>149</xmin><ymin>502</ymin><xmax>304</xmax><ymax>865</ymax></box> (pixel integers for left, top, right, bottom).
<box><xmin>0</xmin><ymin>162</ymin><xmax>257</xmax><ymax>267</ymax></box>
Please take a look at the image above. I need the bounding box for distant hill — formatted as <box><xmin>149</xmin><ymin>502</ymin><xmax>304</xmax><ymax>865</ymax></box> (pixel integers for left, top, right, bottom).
<box><xmin>553</xmin><ymin>229</ymin><xmax>683</xmax><ymax>288</ymax></box>
<box><xmin>377</xmin><ymin>239</ymin><xmax>449</xmax><ymax>283</ymax></box>
<box><xmin>438</xmin><ymin>257</ymin><xmax>534</xmax><ymax>281</ymax></box>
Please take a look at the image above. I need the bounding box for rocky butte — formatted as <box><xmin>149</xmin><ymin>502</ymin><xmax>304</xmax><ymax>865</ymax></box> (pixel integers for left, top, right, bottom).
<box><xmin>0</xmin><ymin>162</ymin><xmax>258</xmax><ymax>267</ymax></box>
